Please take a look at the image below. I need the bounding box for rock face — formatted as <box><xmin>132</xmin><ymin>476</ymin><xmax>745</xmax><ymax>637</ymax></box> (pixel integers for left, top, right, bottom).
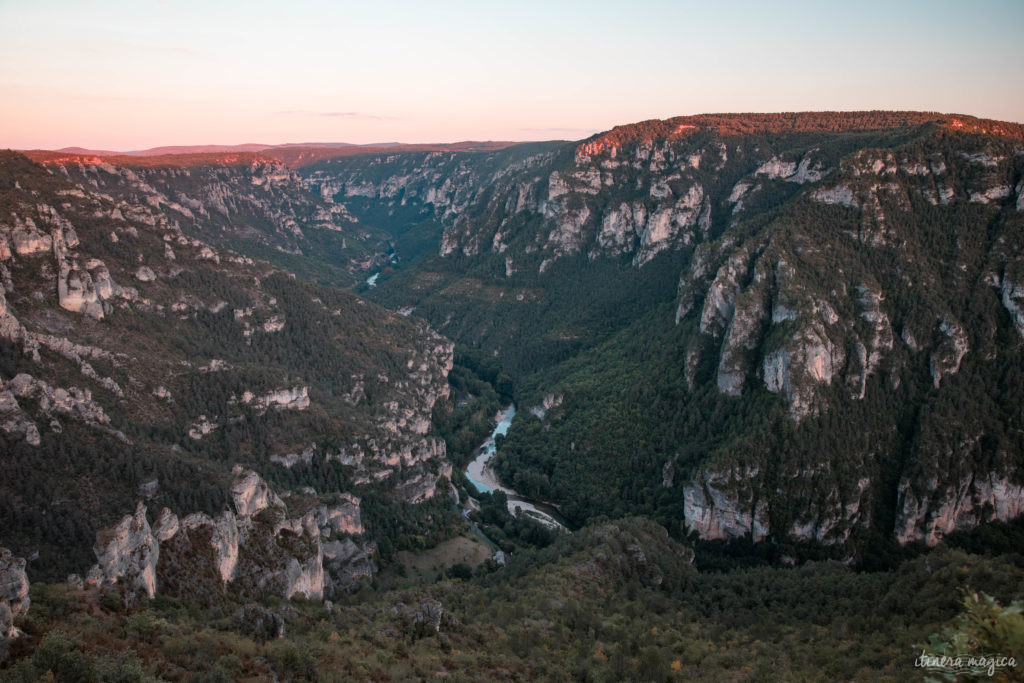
<box><xmin>528</xmin><ymin>393</ymin><xmax>563</xmax><ymax>420</ymax></box>
<box><xmin>434</xmin><ymin>139</ymin><xmax>714</xmax><ymax>273</ymax></box>
<box><xmin>0</xmin><ymin>385</ymin><xmax>41</xmax><ymax>446</ymax></box>
<box><xmin>929</xmin><ymin>317</ymin><xmax>969</xmax><ymax>388</ymax></box>
<box><xmin>895</xmin><ymin>473</ymin><xmax>1024</xmax><ymax>546</ymax></box>
<box><xmin>0</xmin><ymin>548</ymin><xmax>30</xmax><ymax>639</ymax></box>
<box><xmin>87</xmin><ymin>470</ymin><xmax>374</xmax><ymax>602</ymax></box>
<box><xmin>1001</xmin><ymin>277</ymin><xmax>1024</xmax><ymax>338</ymax></box>
<box><xmin>231</xmin><ymin>467</ymin><xmax>286</xmax><ymax>517</ymax></box>
<box><xmin>235</xmin><ymin>387</ymin><xmax>310</xmax><ymax>413</ymax></box>
<box><xmin>682</xmin><ymin>469</ymin><xmax>768</xmax><ymax>541</ymax></box>
<box><xmin>4</xmin><ymin>373</ymin><xmax>113</xmax><ymax>428</ymax></box>
<box><xmin>91</xmin><ymin>502</ymin><xmax>159</xmax><ymax>599</ymax></box>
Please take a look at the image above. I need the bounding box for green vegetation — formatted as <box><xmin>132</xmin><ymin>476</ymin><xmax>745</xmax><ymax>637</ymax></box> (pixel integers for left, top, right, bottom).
<box><xmin>472</xmin><ymin>490</ymin><xmax>557</xmax><ymax>551</ymax></box>
<box><xmin>366</xmin><ymin>121</ymin><xmax>1024</xmax><ymax>567</ymax></box>
<box><xmin>0</xmin><ymin>150</ymin><xmax>455</xmax><ymax>583</ymax></box>
<box><xmin>4</xmin><ymin>116</ymin><xmax>1024</xmax><ymax>680</ymax></box>
<box><xmin>4</xmin><ymin>519</ymin><xmax>1023</xmax><ymax>680</ymax></box>
<box><xmin>919</xmin><ymin>593</ymin><xmax>1024</xmax><ymax>681</ymax></box>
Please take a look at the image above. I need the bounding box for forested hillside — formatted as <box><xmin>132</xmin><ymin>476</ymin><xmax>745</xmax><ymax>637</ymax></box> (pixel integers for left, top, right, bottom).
<box><xmin>4</xmin><ymin>112</ymin><xmax>1023</xmax><ymax>680</ymax></box>
<box><xmin>0</xmin><ymin>151</ymin><xmax>455</xmax><ymax>584</ymax></box>
<box><xmin>15</xmin><ymin>112</ymin><xmax>1024</xmax><ymax>564</ymax></box>
<box><xmin>354</xmin><ymin>113</ymin><xmax>1024</xmax><ymax>561</ymax></box>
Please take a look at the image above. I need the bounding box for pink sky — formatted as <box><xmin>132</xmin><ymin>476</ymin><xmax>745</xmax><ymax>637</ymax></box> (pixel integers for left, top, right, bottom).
<box><xmin>3</xmin><ymin>1</ymin><xmax>1022</xmax><ymax>150</ymax></box>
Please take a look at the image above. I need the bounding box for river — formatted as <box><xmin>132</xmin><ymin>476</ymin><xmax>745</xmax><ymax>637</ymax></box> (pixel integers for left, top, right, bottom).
<box><xmin>464</xmin><ymin>405</ymin><xmax>567</xmax><ymax>530</ymax></box>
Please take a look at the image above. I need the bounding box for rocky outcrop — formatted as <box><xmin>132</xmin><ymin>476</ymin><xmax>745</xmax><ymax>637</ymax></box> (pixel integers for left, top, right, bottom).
<box><xmin>0</xmin><ymin>387</ymin><xmax>40</xmax><ymax>446</ymax></box>
<box><xmin>528</xmin><ymin>393</ymin><xmax>563</xmax><ymax>420</ymax></box>
<box><xmin>683</xmin><ymin>468</ymin><xmax>768</xmax><ymax>541</ymax></box>
<box><xmin>270</xmin><ymin>444</ymin><xmax>316</xmax><ymax>468</ymax></box>
<box><xmin>312</xmin><ymin>495</ymin><xmax>363</xmax><ymax>536</ymax></box>
<box><xmin>180</xmin><ymin>511</ymin><xmax>241</xmax><ymax>582</ymax></box>
<box><xmin>929</xmin><ymin>316</ymin><xmax>969</xmax><ymax>388</ymax></box>
<box><xmin>762</xmin><ymin>322</ymin><xmax>844</xmax><ymax>419</ymax></box>
<box><xmin>134</xmin><ymin>265</ymin><xmax>156</xmax><ymax>282</ymax></box>
<box><xmin>847</xmin><ymin>284</ymin><xmax>894</xmax><ymax>399</ymax></box>
<box><xmin>754</xmin><ymin>152</ymin><xmax>826</xmax><ymax>184</ymax></box>
<box><xmin>634</xmin><ymin>184</ymin><xmax>705</xmax><ymax>267</ymax></box>
<box><xmin>86</xmin><ymin>470</ymin><xmax>374</xmax><ymax>602</ymax></box>
<box><xmin>3</xmin><ymin>372</ymin><xmax>114</xmax><ymax>433</ymax></box>
<box><xmin>231</xmin><ymin>467</ymin><xmax>286</xmax><ymax>517</ymax></box>
<box><xmin>999</xmin><ymin>277</ymin><xmax>1024</xmax><ymax>339</ymax></box>
<box><xmin>895</xmin><ymin>473</ymin><xmax>1024</xmax><ymax>546</ymax></box>
<box><xmin>698</xmin><ymin>247</ymin><xmax>755</xmax><ymax>337</ymax></box>
<box><xmin>683</xmin><ymin>464</ymin><xmax>872</xmax><ymax>546</ymax></box>
<box><xmin>715</xmin><ymin>264</ymin><xmax>769</xmax><ymax>396</ymax></box>
<box><xmin>91</xmin><ymin>502</ymin><xmax>159</xmax><ymax>599</ymax></box>
<box><xmin>151</xmin><ymin>508</ymin><xmax>180</xmax><ymax>542</ymax></box>
<box><xmin>187</xmin><ymin>415</ymin><xmax>217</xmax><ymax>440</ymax></box>
<box><xmin>0</xmin><ymin>548</ymin><xmax>30</xmax><ymax>639</ymax></box>
<box><xmin>810</xmin><ymin>184</ymin><xmax>858</xmax><ymax>207</ymax></box>
<box><xmin>235</xmin><ymin>387</ymin><xmax>310</xmax><ymax>413</ymax></box>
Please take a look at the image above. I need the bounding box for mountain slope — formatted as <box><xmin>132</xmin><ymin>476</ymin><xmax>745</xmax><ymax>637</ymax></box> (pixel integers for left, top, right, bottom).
<box><xmin>22</xmin><ymin>151</ymin><xmax>390</xmax><ymax>287</ymax></box>
<box><xmin>0</xmin><ymin>151</ymin><xmax>454</xmax><ymax>584</ymax></box>
<box><xmin>11</xmin><ymin>112</ymin><xmax>1024</xmax><ymax>565</ymax></box>
<box><xmin>345</xmin><ymin>112</ymin><xmax>1024</xmax><ymax>559</ymax></box>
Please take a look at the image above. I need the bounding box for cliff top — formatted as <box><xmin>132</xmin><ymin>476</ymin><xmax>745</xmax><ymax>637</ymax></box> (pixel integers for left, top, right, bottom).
<box><xmin>578</xmin><ymin>111</ymin><xmax>1024</xmax><ymax>155</ymax></box>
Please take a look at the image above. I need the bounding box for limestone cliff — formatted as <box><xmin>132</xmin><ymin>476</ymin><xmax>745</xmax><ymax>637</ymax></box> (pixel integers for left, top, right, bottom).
<box><xmin>87</xmin><ymin>470</ymin><xmax>374</xmax><ymax>602</ymax></box>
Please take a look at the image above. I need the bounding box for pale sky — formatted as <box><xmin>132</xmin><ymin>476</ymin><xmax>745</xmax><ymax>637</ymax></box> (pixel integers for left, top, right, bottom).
<box><xmin>2</xmin><ymin>0</ymin><xmax>1022</xmax><ymax>150</ymax></box>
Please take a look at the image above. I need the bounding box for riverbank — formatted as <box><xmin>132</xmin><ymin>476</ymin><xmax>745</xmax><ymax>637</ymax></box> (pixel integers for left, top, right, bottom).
<box><xmin>464</xmin><ymin>405</ymin><xmax>566</xmax><ymax>531</ymax></box>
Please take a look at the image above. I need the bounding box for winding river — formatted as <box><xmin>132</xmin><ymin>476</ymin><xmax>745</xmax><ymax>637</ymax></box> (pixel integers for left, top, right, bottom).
<box><xmin>465</xmin><ymin>405</ymin><xmax>566</xmax><ymax>530</ymax></box>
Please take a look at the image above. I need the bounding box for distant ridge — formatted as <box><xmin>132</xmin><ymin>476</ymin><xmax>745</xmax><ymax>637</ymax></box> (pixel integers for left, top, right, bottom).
<box><xmin>54</xmin><ymin>144</ymin><xmax>273</xmax><ymax>156</ymax></box>
<box><xmin>27</xmin><ymin>112</ymin><xmax>1024</xmax><ymax>170</ymax></box>
<box><xmin>579</xmin><ymin>111</ymin><xmax>1024</xmax><ymax>152</ymax></box>
<box><xmin>263</xmin><ymin>141</ymin><xmax>522</xmax><ymax>167</ymax></box>
<box><xmin>24</xmin><ymin>140</ymin><xmax>527</xmax><ymax>169</ymax></box>
<box><xmin>53</xmin><ymin>146</ymin><xmax>123</xmax><ymax>156</ymax></box>
<box><xmin>23</xmin><ymin>150</ymin><xmax>271</xmax><ymax>168</ymax></box>
<box><xmin>125</xmin><ymin>143</ymin><xmax>275</xmax><ymax>155</ymax></box>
